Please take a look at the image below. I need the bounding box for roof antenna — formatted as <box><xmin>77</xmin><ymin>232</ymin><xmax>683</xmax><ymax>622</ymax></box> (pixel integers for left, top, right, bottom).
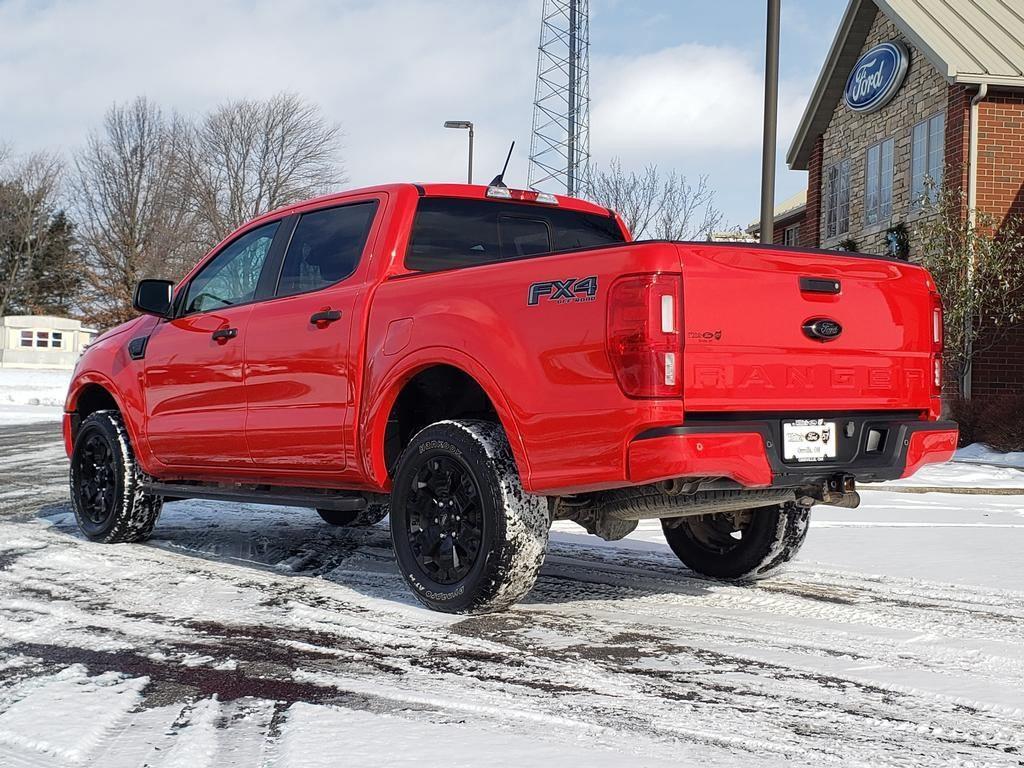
<box><xmin>489</xmin><ymin>141</ymin><xmax>515</xmax><ymax>188</ymax></box>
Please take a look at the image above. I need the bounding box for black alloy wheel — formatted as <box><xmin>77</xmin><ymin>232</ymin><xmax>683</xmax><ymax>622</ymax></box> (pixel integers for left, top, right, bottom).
<box><xmin>69</xmin><ymin>410</ymin><xmax>163</xmax><ymax>543</ymax></box>
<box><xmin>661</xmin><ymin>503</ymin><xmax>810</xmax><ymax>581</ymax></box>
<box><xmin>389</xmin><ymin>420</ymin><xmax>549</xmax><ymax>614</ymax></box>
<box><xmin>405</xmin><ymin>454</ymin><xmax>484</xmax><ymax>584</ymax></box>
<box><xmin>75</xmin><ymin>431</ymin><xmax>118</xmax><ymax>526</ymax></box>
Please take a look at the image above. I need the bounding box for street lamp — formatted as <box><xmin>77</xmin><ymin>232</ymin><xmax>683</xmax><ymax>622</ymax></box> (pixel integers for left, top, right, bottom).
<box><xmin>444</xmin><ymin>120</ymin><xmax>474</xmax><ymax>184</ymax></box>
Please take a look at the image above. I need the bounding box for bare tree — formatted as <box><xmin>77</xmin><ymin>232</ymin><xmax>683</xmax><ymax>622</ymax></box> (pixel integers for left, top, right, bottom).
<box><xmin>178</xmin><ymin>92</ymin><xmax>344</xmax><ymax>243</ymax></box>
<box><xmin>73</xmin><ymin>98</ymin><xmax>195</xmax><ymax>326</ymax></box>
<box><xmin>915</xmin><ymin>189</ymin><xmax>1024</xmax><ymax>396</ymax></box>
<box><xmin>0</xmin><ymin>150</ymin><xmax>67</xmax><ymax>316</ymax></box>
<box><xmin>584</xmin><ymin>158</ymin><xmax>722</xmax><ymax>240</ymax></box>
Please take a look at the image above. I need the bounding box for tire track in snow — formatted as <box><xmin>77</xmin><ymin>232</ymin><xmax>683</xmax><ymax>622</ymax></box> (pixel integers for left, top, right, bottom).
<box><xmin>1</xmin><ymin>423</ymin><xmax>1023</xmax><ymax>767</ymax></box>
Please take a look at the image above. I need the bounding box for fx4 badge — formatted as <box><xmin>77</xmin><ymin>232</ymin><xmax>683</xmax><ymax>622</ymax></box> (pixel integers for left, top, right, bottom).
<box><xmin>527</xmin><ymin>276</ymin><xmax>598</xmax><ymax>306</ymax></box>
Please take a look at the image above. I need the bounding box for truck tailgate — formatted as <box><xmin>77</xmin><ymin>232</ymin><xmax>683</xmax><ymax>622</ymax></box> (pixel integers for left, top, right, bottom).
<box><xmin>676</xmin><ymin>243</ymin><xmax>936</xmax><ymax>413</ymax></box>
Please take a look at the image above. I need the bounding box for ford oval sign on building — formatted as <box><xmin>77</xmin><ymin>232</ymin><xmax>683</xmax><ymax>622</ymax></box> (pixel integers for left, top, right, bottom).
<box><xmin>844</xmin><ymin>41</ymin><xmax>909</xmax><ymax>113</ymax></box>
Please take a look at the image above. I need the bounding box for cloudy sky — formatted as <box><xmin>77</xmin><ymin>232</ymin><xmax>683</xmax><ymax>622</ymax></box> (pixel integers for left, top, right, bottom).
<box><xmin>0</xmin><ymin>0</ymin><xmax>847</xmax><ymax>228</ymax></box>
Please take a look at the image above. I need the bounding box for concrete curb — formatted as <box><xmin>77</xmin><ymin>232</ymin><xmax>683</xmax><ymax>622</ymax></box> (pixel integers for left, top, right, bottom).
<box><xmin>862</xmin><ymin>486</ymin><xmax>1024</xmax><ymax>496</ymax></box>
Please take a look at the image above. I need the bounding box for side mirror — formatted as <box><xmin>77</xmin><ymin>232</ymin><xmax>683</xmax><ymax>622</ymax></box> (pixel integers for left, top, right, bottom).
<box><xmin>133</xmin><ymin>279</ymin><xmax>174</xmax><ymax>318</ymax></box>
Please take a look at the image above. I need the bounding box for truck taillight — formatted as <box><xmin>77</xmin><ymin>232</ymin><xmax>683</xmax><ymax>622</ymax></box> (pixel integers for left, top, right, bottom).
<box><xmin>931</xmin><ymin>293</ymin><xmax>943</xmax><ymax>352</ymax></box>
<box><xmin>930</xmin><ymin>293</ymin><xmax>944</xmax><ymax>396</ymax></box>
<box><xmin>607</xmin><ymin>273</ymin><xmax>683</xmax><ymax>398</ymax></box>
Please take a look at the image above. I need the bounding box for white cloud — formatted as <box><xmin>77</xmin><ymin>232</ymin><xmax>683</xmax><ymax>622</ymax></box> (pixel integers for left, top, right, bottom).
<box><xmin>0</xmin><ymin>0</ymin><xmax>542</xmax><ymax>186</ymax></box>
<box><xmin>590</xmin><ymin>43</ymin><xmax>807</xmax><ymax>160</ymax></box>
<box><xmin>0</xmin><ymin>0</ymin><xmax>817</xmax><ymax>226</ymax></box>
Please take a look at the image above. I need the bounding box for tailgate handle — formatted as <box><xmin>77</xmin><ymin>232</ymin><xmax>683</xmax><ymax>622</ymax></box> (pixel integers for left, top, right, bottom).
<box><xmin>800</xmin><ymin>277</ymin><xmax>841</xmax><ymax>294</ymax></box>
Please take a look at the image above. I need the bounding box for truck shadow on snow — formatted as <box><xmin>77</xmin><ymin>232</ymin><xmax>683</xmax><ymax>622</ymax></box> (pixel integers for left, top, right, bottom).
<box><xmin>36</xmin><ymin>497</ymin><xmax>715</xmax><ymax>609</ymax></box>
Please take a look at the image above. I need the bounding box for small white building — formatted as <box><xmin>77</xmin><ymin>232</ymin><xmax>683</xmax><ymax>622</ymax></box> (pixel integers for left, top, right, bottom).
<box><xmin>0</xmin><ymin>316</ymin><xmax>97</xmax><ymax>370</ymax></box>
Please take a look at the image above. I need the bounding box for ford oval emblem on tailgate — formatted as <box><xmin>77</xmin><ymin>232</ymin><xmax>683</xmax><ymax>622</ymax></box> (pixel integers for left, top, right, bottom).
<box><xmin>803</xmin><ymin>318</ymin><xmax>843</xmax><ymax>342</ymax></box>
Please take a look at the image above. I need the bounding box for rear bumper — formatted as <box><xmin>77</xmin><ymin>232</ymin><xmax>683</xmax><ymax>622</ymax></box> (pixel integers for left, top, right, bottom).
<box><xmin>627</xmin><ymin>415</ymin><xmax>958</xmax><ymax>488</ymax></box>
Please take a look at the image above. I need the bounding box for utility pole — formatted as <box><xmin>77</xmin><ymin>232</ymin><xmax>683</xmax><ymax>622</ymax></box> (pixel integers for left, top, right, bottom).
<box><xmin>759</xmin><ymin>0</ymin><xmax>781</xmax><ymax>243</ymax></box>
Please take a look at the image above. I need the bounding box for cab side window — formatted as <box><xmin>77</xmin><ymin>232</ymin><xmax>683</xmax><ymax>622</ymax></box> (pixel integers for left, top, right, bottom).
<box><xmin>276</xmin><ymin>201</ymin><xmax>379</xmax><ymax>298</ymax></box>
<box><xmin>183</xmin><ymin>222</ymin><xmax>279</xmax><ymax>314</ymax></box>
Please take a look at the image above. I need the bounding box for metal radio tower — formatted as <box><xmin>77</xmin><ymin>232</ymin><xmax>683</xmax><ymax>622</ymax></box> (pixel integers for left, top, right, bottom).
<box><xmin>527</xmin><ymin>0</ymin><xmax>590</xmax><ymax>196</ymax></box>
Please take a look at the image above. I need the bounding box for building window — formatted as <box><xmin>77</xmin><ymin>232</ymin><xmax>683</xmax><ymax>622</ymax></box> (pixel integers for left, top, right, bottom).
<box><xmin>783</xmin><ymin>224</ymin><xmax>800</xmax><ymax>247</ymax></box>
<box><xmin>865</xmin><ymin>137</ymin><xmax>894</xmax><ymax>226</ymax></box>
<box><xmin>17</xmin><ymin>330</ymin><xmax>61</xmax><ymax>349</ymax></box>
<box><xmin>911</xmin><ymin>113</ymin><xmax>945</xmax><ymax>208</ymax></box>
<box><xmin>824</xmin><ymin>159</ymin><xmax>850</xmax><ymax>239</ymax></box>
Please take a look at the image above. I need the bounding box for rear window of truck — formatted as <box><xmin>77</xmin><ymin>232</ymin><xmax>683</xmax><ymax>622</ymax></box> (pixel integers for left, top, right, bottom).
<box><xmin>406</xmin><ymin>197</ymin><xmax>625</xmax><ymax>272</ymax></box>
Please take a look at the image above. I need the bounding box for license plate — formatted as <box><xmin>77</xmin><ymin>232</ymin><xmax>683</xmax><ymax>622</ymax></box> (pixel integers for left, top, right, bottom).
<box><xmin>782</xmin><ymin>419</ymin><xmax>837</xmax><ymax>462</ymax></box>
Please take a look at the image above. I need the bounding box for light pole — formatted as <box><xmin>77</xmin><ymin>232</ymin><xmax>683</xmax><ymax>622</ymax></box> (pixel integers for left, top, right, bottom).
<box><xmin>444</xmin><ymin>120</ymin><xmax>474</xmax><ymax>184</ymax></box>
<box><xmin>759</xmin><ymin>0</ymin><xmax>781</xmax><ymax>244</ymax></box>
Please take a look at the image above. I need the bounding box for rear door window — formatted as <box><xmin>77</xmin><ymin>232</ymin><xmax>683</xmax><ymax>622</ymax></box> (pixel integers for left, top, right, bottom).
<box><xmin>406</xmin><ymin>198</ymin><xmax>624</xmax><ymax>272</ymax></box>
<box><xmin>276</xmin><ymin>201</ymin><xmax>378</xmax><ymax>297</ymax></box>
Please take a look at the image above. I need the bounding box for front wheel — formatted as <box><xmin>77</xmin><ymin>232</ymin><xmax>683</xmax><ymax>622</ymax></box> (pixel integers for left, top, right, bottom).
<box><xmin>389</xmin><ymin>420</ymin><xmax>549</xmax><ymax>614</ymax></box>
<box><xmin>661</xmin><ymin>503</ymin><xmax>809</xmax><ymax>581</ymax></box>
<box><xmin>69</xmin><ymin>410</ymin><xmax>163</xmax><ymax>543</ymax></box>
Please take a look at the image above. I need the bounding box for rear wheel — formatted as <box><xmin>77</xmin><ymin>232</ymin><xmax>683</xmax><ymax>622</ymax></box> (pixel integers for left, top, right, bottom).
<box><xmin>70</xmin><ymin>410</ymin><xmax>163</xmax><ymax>543</ymax></box>
<box><xmin>661</xmin><ymin>503</ymin><xmax>809</xmax><ymax>581</ymax></box>
<box><xmin>317</xmin><ymin>500</ymin><xmax>388</xmax><ymax>528</ymax></box>
<box><xmin>389</xmin><ymin>420</ymin><xmax>549</xmax><ymax>614</ymax></box>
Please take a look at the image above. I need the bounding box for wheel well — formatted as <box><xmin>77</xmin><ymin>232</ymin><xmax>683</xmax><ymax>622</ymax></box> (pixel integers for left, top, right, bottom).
<box><xmin>383</xmin><ymin>365</ymin><xmax>499</xmax><ymax>472</ymax></box>
<box><xmin>71</xmin><ymin>384</ymin><xmax>120</xmax><ymax>444</ymax></box>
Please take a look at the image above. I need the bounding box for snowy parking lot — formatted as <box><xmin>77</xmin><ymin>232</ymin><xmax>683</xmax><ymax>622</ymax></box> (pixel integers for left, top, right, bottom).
<box><xmin>1</xmin><ymin>415</ymin><xmax>1023</xmax><ymax>767</ymax></box>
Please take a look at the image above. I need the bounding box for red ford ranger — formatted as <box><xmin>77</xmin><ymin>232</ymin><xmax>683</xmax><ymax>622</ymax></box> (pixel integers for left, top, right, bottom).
<box><xmin>64</xmin><ymin>182</ymin><xmax>958</xmax><ymax>613</ymax></box>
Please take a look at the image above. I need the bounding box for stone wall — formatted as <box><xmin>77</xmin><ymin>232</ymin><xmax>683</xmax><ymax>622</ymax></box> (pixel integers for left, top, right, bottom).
<box><xmin>816</xmin><ymin>10</ymin><xmax>949</xmax><ymax>254</ymax></box>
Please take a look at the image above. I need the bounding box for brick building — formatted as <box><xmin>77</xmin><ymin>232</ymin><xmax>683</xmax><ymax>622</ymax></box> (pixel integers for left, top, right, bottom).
<box><xmin>786</xmin><ymin>0</ymin><xmax>1024</xmax><ymax>397</ymax></box>
<box><xmin>746</xmin><ymin>188</ymin><xmax>806</xmax><ymax>246</ymax></box>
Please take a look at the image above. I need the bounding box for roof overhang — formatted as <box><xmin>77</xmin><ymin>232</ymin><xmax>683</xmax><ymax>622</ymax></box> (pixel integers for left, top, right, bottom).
<box><xmin>787</xmin><ymin>0</ymin><xmax>878</xmax><ymax>170</ymax></box>
<box><xmin>788</xmin><ymin>0</ymin><xmax>1024</xmax><ymax>171</ymax></box>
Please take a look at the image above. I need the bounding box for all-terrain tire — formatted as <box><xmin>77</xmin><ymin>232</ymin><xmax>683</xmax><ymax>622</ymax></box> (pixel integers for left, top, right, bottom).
<box><xmin>317</xmin><ymin>499</ymin><xmax>389</xmax><ymax>528</ymax></box>
<box><xmin>69</xmin><ymin>410</ymin><xmax>163</xmax><ymax>543</ymax></box>
<box><xmin>661</xmin><ymin>502</ymin><xmax>809</xmax><ymax>581</ymax></box>
<box><xmin>389</xmin><ymin>420</ymin><xmax>549</xmax><ymax>614</ymax></box>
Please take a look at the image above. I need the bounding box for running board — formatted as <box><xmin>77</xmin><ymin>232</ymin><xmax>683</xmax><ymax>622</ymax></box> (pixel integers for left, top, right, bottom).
<box><xmin>140</xmin><ymin>481</ymin><xmax>368</xmax><ymax>512</ymax></box>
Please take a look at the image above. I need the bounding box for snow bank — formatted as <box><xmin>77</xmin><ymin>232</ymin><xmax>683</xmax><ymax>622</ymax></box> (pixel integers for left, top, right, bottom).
<box><xmin>0</xmin><ymin>368</ymin><xmax>70</xmax><ymax>424</ymax></box>
<box><xmin>956</xmin><ymin>442</ymin><xmax>1024</xmax><ymax>470</ymax></box>
<box><xmin>883</xmin><ymin>459</ymin><xmax>1024</xmax><ymax>489</ymax></box>
<box><xmin>0</xmin><ymin>368</ymin><xmax>71</xmax><ymax>408</ymax></box>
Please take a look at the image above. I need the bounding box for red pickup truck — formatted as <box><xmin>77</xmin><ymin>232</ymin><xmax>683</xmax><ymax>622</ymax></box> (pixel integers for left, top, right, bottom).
<box><xmin>64</xmin><ymin>182</ymin><xmax>958</xmax><ymax>613</ymax></box>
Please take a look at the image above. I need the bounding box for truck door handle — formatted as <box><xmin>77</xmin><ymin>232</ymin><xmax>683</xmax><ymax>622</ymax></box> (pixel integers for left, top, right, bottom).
<box><xmin>211</xmin><ymin>327</ymin><xmax>238</xmax><ymax>342</ymax></box>
<box><xmin>310</xmin><ymin>310</ymin><xmax>342</xmax><ymax>326</ymax></box>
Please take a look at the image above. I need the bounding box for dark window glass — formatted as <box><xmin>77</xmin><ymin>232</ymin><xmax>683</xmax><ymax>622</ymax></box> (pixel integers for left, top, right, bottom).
<box><xmin>277</xmin><ymin>201</ymin><xmax>378</xmax><ymax>297</ymax></box>
<box><xmin>499</xmin><ymin>215</ymin><xmax>550</xmax><ymax>257</ymax></box>
<box><xmin>406</xmin><ymin>198</ymin><xmax>624</xmax><ymax>272</ymax></box>
<box><xmin>184</xmin><ymin>221</ymin><xmax>279</xmax><ymax>314</ymax></box>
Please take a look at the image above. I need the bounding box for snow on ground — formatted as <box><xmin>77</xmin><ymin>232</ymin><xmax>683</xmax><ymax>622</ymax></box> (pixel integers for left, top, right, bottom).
<box><xmin>0</xmin><ymin>368</ymin><xmax>70</xmax><ymax>424</ymax></box>
<box><xmin>883</xmin><ymin>458</ymin><xmax>1024</xmax><ymax>489</ymax></box>
<box><xmin>1</xmin><ymin>422</ymin><xmax>1023</xmax><ymax>766</ymax></box>
<box><xmin>956</xmin><ymin>442</ymin><xmax>1024</xmax><ymax>470</ymax></box>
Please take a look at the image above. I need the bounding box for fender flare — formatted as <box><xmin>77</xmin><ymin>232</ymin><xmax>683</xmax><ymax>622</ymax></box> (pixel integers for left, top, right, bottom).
<box><xmin>361</xmin><ymin>346</ymin><xmax>532</xmax><ymax>490</ymax></box>
<box><xmin>66</xmin><ymin>371</ymin><xmax>157</xmax><ymax>474</ymax></box>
